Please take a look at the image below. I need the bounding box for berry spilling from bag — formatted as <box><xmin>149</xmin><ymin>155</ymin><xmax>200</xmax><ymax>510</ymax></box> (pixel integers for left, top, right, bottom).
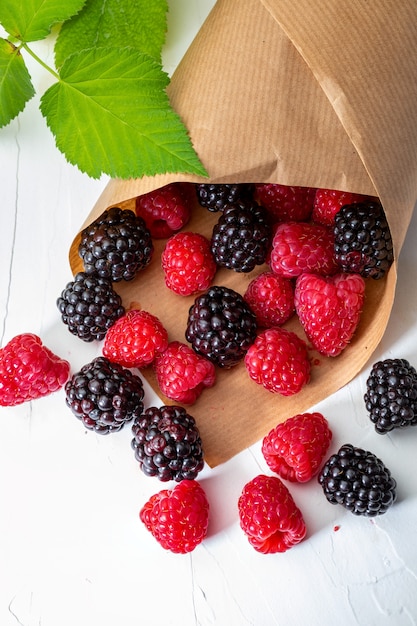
<box><xmin>4</xmin><ymin>181</ymin><xmax>413</xmax><ymax>554</ymax></box>
<box><xmin>61</xmin><ymin>182</ymin><xmax>395</xmax><ymax>399</ymax></box>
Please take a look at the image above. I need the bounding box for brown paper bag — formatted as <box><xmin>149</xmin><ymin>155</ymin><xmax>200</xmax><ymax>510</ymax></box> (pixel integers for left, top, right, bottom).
<box><xmin>69</xmin><ymin>0</ymin><xmax>417</xmax><ymax>467</ymax></box>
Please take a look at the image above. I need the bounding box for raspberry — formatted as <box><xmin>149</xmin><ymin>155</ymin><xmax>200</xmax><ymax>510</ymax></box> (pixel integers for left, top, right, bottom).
<box><xmin>238</xmin><ymin>474</ymin><xmax>306</xmax><ymax>553</ymax></box>
<box><xmin>161</xmin><ymin>231</ymin><xmax>217</xmax><ymax>296</ymax></box>
<box><xmin>131</xmin><ymin>405</ymin><xmax>204</xmax><ymax>482</ymax></box>
<box><xmin>65</xmin><ymin>356</ymin><xmax>145</xmax><ymax>434</ymax></box>
<box><xmin>270</xmin><ymin>221</ymin><xmax>339</xmax><ymax>278</ymax></box>
<box><xmin>244</xmin><ymin>327</ymin><xmax>310</xmax><ymax>396</ymax></box>
<box><xmin>154</xmin><ymin>341</ymin><xmax>216</xmax><ymax>404</ymax></box>
<box><xmin>210</xmin><ymin>201</ymin><xmax>272</xmax><ymax>273</ymax></box>
<box><xmin>135</xmin><ymin>183</ymin><xmax>192</xmax><ymax>239</ymax></box>
<box><xmin>102</xmin><ymin>309</ymin><xmax>168</xmax><ymax>368</ymax></box>
<box><xmin>140</xmin><ymin>480</ymin><xmax>209</xmax><ymax>553</ymax></box>
<box><xmin>295</xmin><ymin>272</ymin><xmax>365</xmax><ymax>357</ymax></box>
<box><xmin>0</xmin><ymin>334</ymin><xmax>70</xmax><ymax>406</ymax></box>
<box><xmin>254</xmin><ymin>184</ymin><xmax>315</xmax><ymax>222</ymax></box>
<box><xmin>78</xmin><ymin>206</ymin><xmax>153</xmax><ymax>282</ymax></box>
<box><xmin>243</xmin><ymin>271</ymin><xmax>295</xmax><ymax>328</ymax></box>
<box><xmin>312</xmin><ymin>188</ymin><xmax>368</xmax><ymax>226</ymax></box>
<box><xmin>185</xmin><ymin>285</ymin><xmax>258</xmax><ymax>368</ymax></box>
<box><xmin>364</xmin><ymin>358</ymin><xmax>417</xmax><ymax>434</ymax></box>
<box><xmin>334</xmin><ymin>199</ymin><xmax>394</xmax><ymax>279</ymax></box>
<box><xmin>318</xmin><ymin>444</ymin><xmax>397</xmax><ymax>516</ymax></box>
<box><xmin>57</xmin><ymin>272</ymin><xmax>125</xmax><ymax>342</ymax></box>
<box><xmin>195</xmin><ymin>183</ymin><xmax>254</xmax><ymax>212</ymax></box>
<box><xmin>262</xmin><ymin>412</ymin><xmax>332</xmax><ymax>482</ymax></box>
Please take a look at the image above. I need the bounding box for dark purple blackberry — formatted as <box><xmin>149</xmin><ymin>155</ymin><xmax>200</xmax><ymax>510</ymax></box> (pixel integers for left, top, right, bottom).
<box><xmin>364</xmin><ymin>358</ymin><xmax>417</xmax><ymax>434</ymax></box>
<box><xmin>57</xmin><ymin>272</ymin><xmax>125</xmax><ymax>342</ymax></box>
<box><xmin>333</xmin><ymin>199</ymin><xmax>394</xmax><ymax>279</ymax></box>
<box><xmin>210</xmin><ymin>201</ymin><xmax>272</xmax><ymax>272</ymax></box>
<box><xmin>185</xmin><ymin>285</ymin><xmax>257</xmax><ymax>368</ymax></box>
<box><xmin>318</xmin><ymin>444</ymin><xmax>396</xmax><ymax>517</ymax></box>
<box><xmin>65</xmin><ymin>357</ymin><xmax>144</xmax><ymax>434</ymax></box>
<box><xmin>195</xmin><ymin>183</ymin><xmax>254</xmax><ymax>212</ymax></box>
<box><xmin>131</xmin><ymin>405</ymin><xmax>204</xmax><ymax>482</ymax></box>
<box><xmin>78</xmin><ymin>206</ymin><xmax>153</xmax><ymax>282</ymax></box>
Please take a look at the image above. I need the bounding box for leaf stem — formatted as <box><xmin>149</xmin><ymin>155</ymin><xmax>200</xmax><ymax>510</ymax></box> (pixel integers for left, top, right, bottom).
<box><xmin>21</xmin><ymin>43</ymin><xmax>60</xmax><ymax>80</ymax></box>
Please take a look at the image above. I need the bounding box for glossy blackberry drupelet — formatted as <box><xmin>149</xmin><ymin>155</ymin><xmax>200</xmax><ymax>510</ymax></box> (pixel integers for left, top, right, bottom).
<box><xmin>333</xmin><ymin>199</ymin><xmax>394</xmax><ymax>279</ymax></box>
<box><xmin>210</xmin><ymin>201</ymin><xmax>272</xmax><ymax>272</ymax></box>
<box><xmin>57</xmin><ymin>272</ymin><xmax>125</xmax><ymax>342</ymax></box>
<box><xmin>195</xmin><ymin>183</ymin><xmax>254</xmax><ymax>212</ymax></box>
<box><xmin>318</xmin><ymin>444</ymin><xmax>397</xmax><ymax>516</ymax></box>
<box><xmin>131</xmin><ymin>405</ymin><xmax>204</xmax><ymax>482</ymax></box>
<box><xmin>78</xmin><ymin>206</ymin><xmax>153</xmax><ymax>282</ymax></box>
<box><xmin>185</xmin><ymin>285</ymin><xmax>257</xmax><ymax>368</ymax></box>
<box><xmin>364</xmin><ymin>358</ymin><xmax>417</xmax><ymax>433</ymax></box>
<box><xmin>65</xmin><ymin>357</ymin><xmax>145</xmax><ymax>434</ymax></box>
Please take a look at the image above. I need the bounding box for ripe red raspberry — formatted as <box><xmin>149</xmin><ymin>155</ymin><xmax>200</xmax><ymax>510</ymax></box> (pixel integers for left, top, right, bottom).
<box><xmin>102</xmin><ymin>309</ymin><xmax>168</xmax><ymax>368</ymax></box>
<box><xmin>245</xmin><ymin>327</ymin><xmax>310</xmax><ymax>396</ymax></box>
<box><xmin>154</xmin><ymin>341</ymin><xmax>216</xmax><ymax>404</ymax></box>
<box><xmin>238</xmin><ymin>474</ymin><xmax>306</xmax><ymax>553</ymax></box>
<box><xmin>294</xmin><ymin>272</ymin><xmax>365</xmax><ymax>357</ymax></box>
<box><xmin>254</xmin><ymin>184</ymin><xmax>316</xmax><ymax>222</ymax></box>
<box><xmin>243</xmin><ymin>271</ymin><xmax>294</xmax><ymax>328</ymax></box>
<box><xmin>135</xmin><ymin>183</ymin><xmax>192</xmax><ymax>239</ymax></box>
<box><xmin>262</xmin><ymin>412</ymin><xmax>333</xmax><ymax>483</ymax></box>
<box><xmin>140</xmin><ymin>479</ymin><xmax>209</xmax><ymax>553</ymax></box>
<box><xmin>270</xmin><ymin>221</ymin><xmax>339</xmax><ymax>278</ymax></box>
<box><xmin>0</xmin><ymin>333</ymin><xmax>70</xmax><ymax>406</ymax></box>
<box><xmin>161</xmin><ymin>231</ymin><xmax>217</xmax><ymax>296</ymax></box>
<box><xmin>312</xmin><ymin>188</ymin><xmax>369</xmax><ymax>226</ymax></box>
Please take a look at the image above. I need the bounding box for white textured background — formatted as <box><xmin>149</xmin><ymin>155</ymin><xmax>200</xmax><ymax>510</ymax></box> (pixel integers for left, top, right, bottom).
<box><xmin>1</xmin><ymin>2</ymin><xmax>417</xmax><ymax>624</ymax></box>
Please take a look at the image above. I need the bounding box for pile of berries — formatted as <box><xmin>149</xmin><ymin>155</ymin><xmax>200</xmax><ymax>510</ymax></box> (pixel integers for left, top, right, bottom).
<box><xmin>2</xmin><ymin>179</ymin><xmax>405</xmax><ymax>555</ymax></box>
<box><xmin>131</xmin><ymin>182</ymin><xmax>394</xmax><ymax>404</ymax></box>
<box><xmin>193</xmin><ymin>184</ymin><xmax>391</xmax><ymax>389</ymax></box>
<box><xmin>55</xmin><ymin>182</ymin><xmax>395</xmax><ymax>403</ymax></box>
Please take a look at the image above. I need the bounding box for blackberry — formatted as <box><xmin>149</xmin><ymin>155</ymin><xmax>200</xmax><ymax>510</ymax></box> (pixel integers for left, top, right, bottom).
<box><xmin>185</xmin><ymin>285</ymin><xmax>257</xmax><ymax>368</ymax></box>
<box><xmin>57</xmin><ymin>272</ymin><xmax>125</xmax><ymax>342</ymax></box>
<box><xmin>131</xmin><ymin>405</ymin><xmax>204</xmax><ymax>482</ymax></box>
<box><xmin>78</xmin><ymin>206</ymin><xmax>153</xmax><ymax>282</ymax></box>
<box><xmin>364</xmin><ymin>358</ymin><xmax>417</xmax><ymax>434</ymax></box>
<box><xmin>65</xmin><ymin>357</ymin><xmax>145</xmax><ymax>434</ymax></box>
<box><xmin>195</xmin><ymin>183</ymin><xmax>254</xmax><ymax>212</ymax></box>
<box><xmin>333</xmin><ymin>199</ymin><xmax>394</xmax><ymax>279</ymax></box>
<box><xmin>210</xmin><ymin>201</ymin><xmax>272</xmax><ymax>272</ymax></box>
<box><xmin>318</xmin><ymin>443</ymin><xmax>396</xmax><ymax>517</ymax></box>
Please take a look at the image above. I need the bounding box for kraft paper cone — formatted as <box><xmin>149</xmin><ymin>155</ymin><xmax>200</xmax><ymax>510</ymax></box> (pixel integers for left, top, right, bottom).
<box><xmin>69</xmin><ymin>0</ymin><xmax>417</xmax><ymax>467</ymax></box>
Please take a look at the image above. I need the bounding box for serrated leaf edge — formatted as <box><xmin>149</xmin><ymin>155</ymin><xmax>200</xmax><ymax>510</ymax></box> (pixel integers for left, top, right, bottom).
<box><xmin>0</xmin><ymin>40</ymin><xmax>35</xmax><ymax>128</ymax></box>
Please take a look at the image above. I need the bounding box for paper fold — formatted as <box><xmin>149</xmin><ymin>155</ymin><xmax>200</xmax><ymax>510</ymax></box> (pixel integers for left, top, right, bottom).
<box><xmin>69</xmin><ymin>0</ymin><xmax>417</xmax><ymax>466</ymax></box>
<box><xmin>260</xmin><ymin>0</ymin><xmax>417</xmax><ymax>254</ymax></box>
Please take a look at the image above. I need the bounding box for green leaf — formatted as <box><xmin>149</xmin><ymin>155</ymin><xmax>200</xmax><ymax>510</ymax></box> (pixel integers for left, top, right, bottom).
<box><xmin>0</xmin><ymin>38</ymin><xmax>35</xmax><ymax>127</ymax></box>
<box><xmin>40</xmin><ymin>47</ymin><xmax>207</xmax><ymax>179</ymax></box>
<box><xmin>0</xmin><ymin>0</ymin><xmax>87</xmax><ymax>42</ymax></box>
<box><xmin>54</xmin><ymin>0</ymin><xmax>168</xmax><ymax>69</ymax></box>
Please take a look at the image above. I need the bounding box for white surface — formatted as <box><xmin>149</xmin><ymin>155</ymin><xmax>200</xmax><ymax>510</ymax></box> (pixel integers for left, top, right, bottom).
<box><xmin>1</xmin><ymin>3</ymin><xmax>417</xmax><ymax>625</ymax></box>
